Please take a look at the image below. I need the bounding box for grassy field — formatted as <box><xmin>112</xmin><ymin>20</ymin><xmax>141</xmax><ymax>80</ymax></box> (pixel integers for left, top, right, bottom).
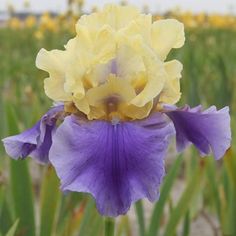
<box><xmin>0</xmin><ymin>27</ymin><xmax>235</xmax><ymax>236</ymax></box>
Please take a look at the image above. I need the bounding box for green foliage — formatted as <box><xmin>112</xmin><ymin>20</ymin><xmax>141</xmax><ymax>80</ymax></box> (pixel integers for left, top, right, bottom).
<box><xmin>39</xmin><ymin>167</ymin><xmax>60</xmax><ymax>236</ymax></box>
<box><xmin>5</xmin><ymin>219</ymin><xmax>19</xmax><ymax>236</ymax></box>
<box><xmin>0</xmin><ymin>27</ymin><xmax>235</xmax><ymax>236</ymax></box>
<box><xmin>135</xmin><ymin>200</ymin><xmax>145</xmax><ymax>236</ymax></box>
<box><xmin>163</xmin><ymin>161</ymin><xmax>204</xmax><ymax>236</ymax></box>
<box><xmin>147</xmin><ymin>156</ymin><xmax>183</xmax><ymax>236</ymax></box>
<box><xmin>104</xmin><ymin>218</ymin><xmax>115</xmax><ymax>236</ymax></box>
<box><xmin>6</xmin><ymin>104</ymin><xmax>35</xmax><ymax>236</ymax></box>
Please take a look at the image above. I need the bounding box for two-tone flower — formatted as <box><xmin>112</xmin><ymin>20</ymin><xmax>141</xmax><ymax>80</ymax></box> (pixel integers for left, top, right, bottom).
<box><xmin>2</xmin><ymin>5</ymin><xmax>231</xmax><ymax>217</ymax></box>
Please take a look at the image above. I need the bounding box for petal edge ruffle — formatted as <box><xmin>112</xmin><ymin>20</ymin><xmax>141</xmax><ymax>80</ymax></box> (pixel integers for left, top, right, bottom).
<box><xmin>2</xmin><ymin>105</ymin><xmax>64</xmax><ymax>164</ymax></box>
<box><xmin>165</xmin><ymin>105</ymin><xmax>231</xmax><ymax>160</ymax></box>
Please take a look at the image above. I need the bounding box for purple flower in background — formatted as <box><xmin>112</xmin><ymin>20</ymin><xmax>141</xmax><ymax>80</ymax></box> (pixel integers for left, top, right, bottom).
<box><xmin>2</xmin><ymin>5</ymin><xmax>231</xmax><ymax>217</ymax></box>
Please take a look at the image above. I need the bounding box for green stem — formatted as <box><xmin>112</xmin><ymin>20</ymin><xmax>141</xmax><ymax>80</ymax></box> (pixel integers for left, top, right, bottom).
<box><xmin>104</xmin><ymin>217</ymin><xmax>115</xmax><ymax>236</ymax></box>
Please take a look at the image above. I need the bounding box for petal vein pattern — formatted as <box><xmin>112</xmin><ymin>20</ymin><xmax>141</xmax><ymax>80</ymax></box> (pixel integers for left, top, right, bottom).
<box><xmin>49</xmin><ymin>114</ymin><xmax>174</xmax><ymax>216</ymax></box>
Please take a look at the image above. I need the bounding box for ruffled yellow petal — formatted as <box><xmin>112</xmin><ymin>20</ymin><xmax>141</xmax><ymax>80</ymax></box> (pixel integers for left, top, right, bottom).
<box><xmin>64</xmin><ymin>70</ymin><xmax>85</xmax><ymax>98</ymax></box>
<box><xmin>63</xmin><ymin>37</ymin><xmax>89</xmax><ymax>97</ymax></box>
<box><xmin>102</xmin><ymin>4</ymin><xmax>140</xmax><ymax>30</ymax></box>
<box><xmin>86</xmin><ymin>75</ymin><xmax>139</xmax><ymax>119</ymax></box>
<box><xmin>76</xmin><ymin>4</ymin><xmax>140</xmax><ymax>33</ymax></box>
<box><xmin>114</xmin><ymin>44</ymin><xmax>145</xmax><ymax>81</ymax></box>
<box><xmin>151</xmin><ymin>19</ymin><xmax>185</xmax><ymax>60</ymax></box>
<box><xmin>159</xmin><ymin>60</ymin><xmax>183</xmax><ymax>104</ymax></box>
<box><xmin>87</xmin><ymin>106</ymin><xmax>106</xmax><ymax>120</ymax></box>
<box><xmin>36</xmin><ymin>4</ymin><xmax>185</xmax><ymax>121</ymax></box>
<box><xmin>36</xmin><ymin>48</ymin><xmax>66</xmax><ymax>74</ymax></box>
<box><xmin>36</xmin><ymin>48</ymin><xmax>72</xmax><ymax>101</ymax></box>
<box><xmin>120</xmin><ymin>101</ymin><xmax>153</xmax><ymax>120</ymax></box>
<box><xmin>73</xmin><ymin>96</ymin><xmax>90</xmax><ymax>115</ymax></box>
<box><xmin>86</xmin><ymin>75</ymin><xmax>136</xmax><ymax>106</ymax></box>
<box><xmin>93</xmin><ymin>26</ymin><xmax>116</xmax><ymax>63</ymax></box>
<box><xmin>88</xmin><ymin>61</ymin><xmax>112</xmax><ymax>86</ymax></box>
<box><xmin>44</xmin><ymin>77</ymin><xmax>71</xmax><ymax>101</ymax></box>
<box><xmin>130</xmin><ymin>39</ymin><xmax>166</xmax><ymax>107</ymax></box>
<box><xmin>120</xmin><ymin>14</ymin><xmax>152</xmax><ymax>43</ymax></box>
<box><xmin>65</xmin><ymin>26</ymin><xmax>116</xmax><ymax>90</ymax></box>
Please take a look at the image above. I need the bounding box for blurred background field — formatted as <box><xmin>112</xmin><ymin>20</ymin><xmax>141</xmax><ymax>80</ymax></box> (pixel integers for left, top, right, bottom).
<box><xmin>0</xmin><ymin>1</ymin><xmax>236</xmax><ymax>236</ymax></box>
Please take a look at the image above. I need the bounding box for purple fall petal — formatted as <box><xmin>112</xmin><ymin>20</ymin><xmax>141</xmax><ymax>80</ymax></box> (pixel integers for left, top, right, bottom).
<box><xmin>2</xmin><ymin>105</ymin><xmax>64</xmax><ymax>164</ymax></box>
<box><xmin>2</xmin><ymin>122</ymin><xmax>40</xmax><ymax>159</ymax></box>
<box><xmin>165</xmin><ymin>105</ymin><xmax>231</xmax><ymax>160</ymax></box>
<box><xmin>49</xmin><ymin>115</ymin><xmax>174</xmax><ymax>217</ymax></box>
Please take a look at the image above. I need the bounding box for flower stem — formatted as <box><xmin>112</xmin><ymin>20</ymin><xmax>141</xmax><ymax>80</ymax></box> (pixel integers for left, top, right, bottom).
<box><xmin>104</xmin><ymin>217</ymin><xmax>115</xmax><ymax>236</ymax></box>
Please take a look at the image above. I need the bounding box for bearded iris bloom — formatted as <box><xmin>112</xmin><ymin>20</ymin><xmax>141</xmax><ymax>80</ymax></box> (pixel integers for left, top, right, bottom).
<box><xmin>2</xmin><ymin>5</ymin><xmax>231</xmax><ymax>217</ymax></box>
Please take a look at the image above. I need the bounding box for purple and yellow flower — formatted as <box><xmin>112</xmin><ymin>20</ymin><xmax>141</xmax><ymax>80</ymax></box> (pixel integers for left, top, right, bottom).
<box><xmin>2</xmin><ymin>5</ymin><xmax>231</xmax><ymax>217</ymax></box>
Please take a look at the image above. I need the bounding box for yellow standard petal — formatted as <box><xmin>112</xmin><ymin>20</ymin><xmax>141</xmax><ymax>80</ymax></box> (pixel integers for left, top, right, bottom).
<box><xmin>151</xmin><ymin>19</ymin><xmax>185</xmax><ymax>60</ymax></box>
<box><xmin>86</xmin><ymin>75</ymin><xmax>136</xmax><ymax>119</ymax></box>
<box><xmin>36</xmin><ymin>4</ymin><xmax>186</xmax><ymax>121</ymax></box>
<box><xmin>36</xmin><ymin>48</ymin><xmax>72</xmax><ymax>101</ymax></box>
<box><xmin>129</xmin><ymin>37</ymin><xmax>167</xmax><ymax>107</ymax></box>
<box><xmin>120</xmin><ymin>101</ymin><xmax>153</xmax><ymax>120</ymax></box>
<box><xmin>76</xmin><ymin>4</ymin><xmax>140</xmax><ymax>33</ymax></box>
<box><xmin>159</xmin><ymin>60</ymin><xmax>183</xmax><ymax>105</ymax></box>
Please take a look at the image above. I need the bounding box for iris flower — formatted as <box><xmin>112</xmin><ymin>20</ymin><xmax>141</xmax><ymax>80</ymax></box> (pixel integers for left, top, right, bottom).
<box><xmin>2</xmin><ymin>5</ymin><xmax>231</xmax><ymax>217</ymax></box>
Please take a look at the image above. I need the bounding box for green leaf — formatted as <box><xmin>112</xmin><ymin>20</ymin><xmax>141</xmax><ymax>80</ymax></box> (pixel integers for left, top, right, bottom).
<box><xmin>116</xmin><ymin>216</ymin><xmax>131</xmax><ymax>236</ymax></box>
<box><xmin>5</xmin><ymin>104</ymin><xmax>36</xmax><ymax>236</ymax></box>
<box><xmin>39</xmin><ymin>166</ymin><xmax>60</xmax><ymax>236</ymax></box>
<box><xmin>5</xmin><ymin>219</ymin><xmax>19</xmax><ymax>236</ymax></box>
<box><xmin>222</xmin><ymin>157</ymin><xmax>236</xmax><ymax>236</ymax></box>
<box><xmin>55</xmin><ymin>193</ymin><xmax>83</xmax><ymax>235</ymax></box>
<box><xmin>87</xmin><ymin>214</ymin><xmax>103</xmax><ymax>236</ymax></box>
<box><xmin>224</xmin><ymin>150</ymin><xmax>236</xmax><ymax>188</ymax></box>
<box><xmin>226</xmin><ymin>186</ymin><xmax>236</xmax><ymax>235</ymax></box>
<box><xmin>10</xmin><ymin>160</ymin><xmax>35</xmax><ymax>236</ymax></box>
<box><xmin>78</xmin><ymin>197</ymin><xmax>96</xmax><ymax>236</ymax></box>
<box><xmin>147</xmin><ymin>155</ymin><xmax>183</xmax><ymax>236</ymax></box>
<box><xmin>0</xmin><ymin>197</ymin><xmax>13</xmax><ymax>235</ymax></box>
<box><xmin>205</xmin><ymin>159</ymin><xmax>222</xmax><ymax>220</ymax></box>
<box><xmin>135</xmin><ymin>200</ymin><xmax>145</xmax><ymax>236</ymax></box>
<box><xmin>104</xmin><ymin>218</ymin><xmax>115</xmax><ymax>236</ymax></box>
<box><xmin>182</xmin><ymin>211</ymin><xmax>190</xmax><ymax>236</ymax></box>
<box><xmin>163</xmin><ymin>162</ymin><xmax>205</xmax><ymax>236</ymax></box>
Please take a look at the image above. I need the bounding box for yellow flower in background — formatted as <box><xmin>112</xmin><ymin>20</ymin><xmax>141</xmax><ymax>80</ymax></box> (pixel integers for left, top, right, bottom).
<box><xmin>8</xmin><ymin>17</ymin><xmax>22</xmax><ymax>29</ymax></box>
<box><xmin>179</xmin><ymin>11</ymin><xmax>197</xmax><ymax>28</ymax></box>
<box><xmin>36</xmin><ymin>4</ymin><xmax>185</xmax><ymax>120</ymax></box>
<box><xmin>59</xmin><ymin>15</ymin><xmax>77</xmax><ymax>33</ymax></box>
<box><xmin>40</xmin><ymin>12</ymin><xmax>58</xmax><ymax>32</ymax></box>
<box><xmin>34</xmin><ymin>30</ymin><xmax>44</xmax><ymax>40</ymax></box>
<box><xmin>4</xmin><ymin>9</ymin><xmax>236</xmax><ymax>32</ymax></box>
<box><xmin>195</xmin><ymin>12</ymin><xmax>206</xmax><ymax>26</ymax></box>
<box><xmin>24</xmin><ymin>15</ymin><xmax>37</xmax><ymax>28</ymax></box>
<box><xmin>208</xmin><ymin>14</ymin><xmax>236</xmax><ymax>29</ymax></box>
